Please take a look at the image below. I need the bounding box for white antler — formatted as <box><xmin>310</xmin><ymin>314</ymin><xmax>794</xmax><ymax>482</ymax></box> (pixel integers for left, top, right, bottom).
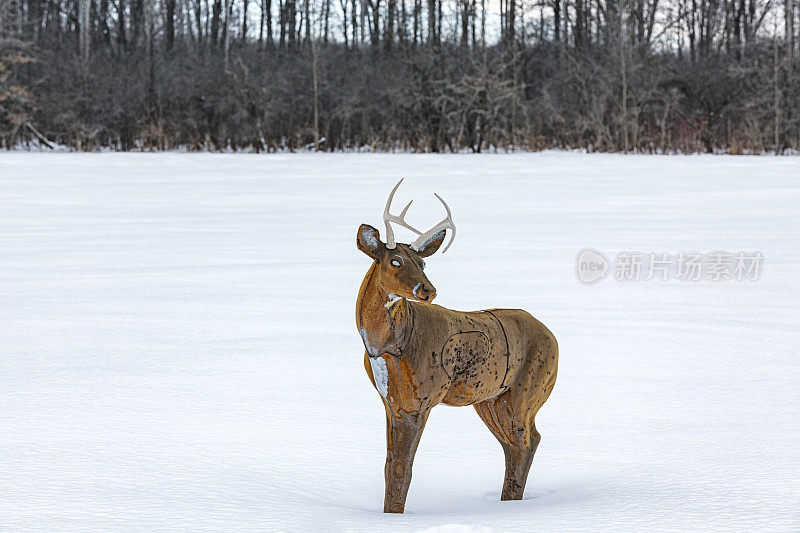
<box><xmin>410</xmin><ymin>192</ymin><xmax>456</xmax><ymax>253</ymax></box>
<box><xmin>382</xmin><ymin>179</ymin><xmax>456</xmax><ymax>253</ymax></box>
<box><xmin>383</xmin><ymin>179</ymin><xmax>424</xmax><ymax>249</ymax></box>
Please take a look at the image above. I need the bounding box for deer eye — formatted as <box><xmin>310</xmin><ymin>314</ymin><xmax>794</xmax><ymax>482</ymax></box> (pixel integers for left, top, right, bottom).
<box><xmin>390</xmin><ymin>258</ymin><xmax>402</xmax><ymax>268</ymax></box>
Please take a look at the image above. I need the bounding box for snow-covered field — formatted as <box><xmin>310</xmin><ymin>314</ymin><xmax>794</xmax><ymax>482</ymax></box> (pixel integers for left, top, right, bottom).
<box><xmin>1</xmin><ymin>153</ymin><xmax>798</xmax><ymax>532</ymax></box>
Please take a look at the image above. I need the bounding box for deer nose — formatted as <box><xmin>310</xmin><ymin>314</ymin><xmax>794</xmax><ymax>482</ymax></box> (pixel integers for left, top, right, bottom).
<box><xmin>414</xmin><ymin>283</ymin><xmax>436</xmax><ymax>302</ymax></box>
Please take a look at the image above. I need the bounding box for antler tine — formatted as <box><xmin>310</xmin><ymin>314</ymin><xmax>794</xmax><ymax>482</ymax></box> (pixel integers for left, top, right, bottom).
<box><xmin>399</xmin><ymin>200</ymin><xmax>414</xmax><ymax>218</ymax></box>
<box><xmin>410</xmin><ymin>193</ymin><xmax>457</xmax><ymax>254</ymax></box>
<box><xmin>383</xmin><ymin>179</ymin><xmax>424</xmax><ymax>249</ymax></box>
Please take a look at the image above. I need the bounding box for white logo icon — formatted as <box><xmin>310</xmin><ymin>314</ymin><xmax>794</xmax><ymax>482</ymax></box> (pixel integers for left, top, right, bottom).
<box><xmin>577</xmin><ymin>249</ymin><xmax>609</xmax><ymax>284</ymax></box>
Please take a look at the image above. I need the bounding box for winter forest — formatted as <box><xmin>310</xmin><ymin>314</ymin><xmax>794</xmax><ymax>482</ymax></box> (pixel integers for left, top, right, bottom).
<box><xmin>0</xmin><ymin>0</ymin><xmax>799</xmax><ymax>152</ymax></box>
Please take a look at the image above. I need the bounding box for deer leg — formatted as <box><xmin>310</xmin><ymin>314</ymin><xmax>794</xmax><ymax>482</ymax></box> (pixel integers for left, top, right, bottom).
<box><xmin>474</xmin><ymin>395</ymin><xmax>541</xmax><ymax>501</ymax></box>
<box><xmin>382</xmin><ymin>407</ymin><xmax>430</xmax><ymax>513</ymax></box>
<box><xmin>499</xmin><ymin>427</ymin><xmax>540</xmax><ymax>500</ymax></box>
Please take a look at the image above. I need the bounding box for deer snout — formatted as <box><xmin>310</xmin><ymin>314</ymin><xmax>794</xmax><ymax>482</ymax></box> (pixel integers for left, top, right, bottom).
<box><xmin>413</xmin><ymin>283</ymin><xmax>436</xmax><ymax>302</ymax></box>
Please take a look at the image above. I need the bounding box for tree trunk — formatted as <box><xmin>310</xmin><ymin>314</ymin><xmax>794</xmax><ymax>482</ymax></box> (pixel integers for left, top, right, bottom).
<box><xmin>132</xmin><ymin>0</ymin><xmax>144</xmax><ymax>47</ymax></box>
<box><xmin>413</xmin><ymin>0</ymin><xmax>419</xmax><ymax>44</ymax></box>
<box><xmin>461</xmin><ymin>0</ymin><xmax>470</xmax><ymax>46</ymax></box>
<box><xmin>117</xmin><ymin>0</ymin><xmax>127</xmax><ymax>47</ymax></box>
<box><xmin>100</xmin><ymin>0</ymin><xmax>111</xmax><ymax>46</ymax></box>
<box><xmin>427</xmin><ymin>0</ymin><xmax>435</xmax><ymax>43</ymax></box>
<box><xmin>481</xmin><ymin>0</ymin><xmax>486</xmax><ymax>50</ymax></box>
<box><xmin>372</xmin><ymin>0</ymin><xmax>382</xmax><ymax>46</ymax></box>
<box><xmin>242</xmin><ymin>0</ymin><xmax>249</xmax><ymax>41</ymax></box>
<box><xmin>437</xmin><ymin>0</ymin><xmax>442</xmax><ymax>41</ymax></box>
<box><xmin>194</xmin><ymin>0</ymin><xmax>203</xmax><ymax>43</ymax></box>
<box><xmin>166</xmin><ymin>0</ymin><xmax>176</xmax><ymax>50</ymax></box>
<box><xmin>211</xmin><ymin>0</ymin><xmax>222</xmax><ymax>45</ymax></box>
<box><xmin>508</xmin><ymin>0</ymin><xmax>515</xmax><ymax>46</ymax></box>
<box><xmin>312</xmin><ymin>35</ymin><xmax>320</xmax><ymax>150</ymax></box>
<box><xmin>79</xmin><ymin>0</ymin><xmax>90</xmax><ymax>63</ymax></box>
<box><xmin>786</xmin><ymin>0</ymin><xmax>795</xmax><ymax>57</ymax></box>
<box><xmin>279</xmin><ymin>0</ymin><xmax>286</xmax><ymax>46</ymax></box>
<box><xmin>265</xmin><ymin>0</ymin><xmax>272</xmax><ymax>44</ymax></box>
<box><xmin>620</xmin><ymin>10</ymin><xmax>630</xmax><ymax>152</ymax></box>
<box><xmin>339</xmin><ymin>0</ymin><xmax>348</xmax><ymax>46</ymax></box>
<box><xmin>324</xmin><ymin>0</ymin><xmax>331</xmax><ymax>43</ymax></box>
<box><xmin>304</xmin><ymin>0</ymin><xmax>311</xmax><ymax>46</ymax></box>
<box><xmin>360</xmin><ymin>0</ymin><xmax>366</xmax><ymax>45</ymax></box>
<box><xmin>386</xmin><ymin>0</ymin><xmax>395</xmax><ymax>49</ymax></box>
<box><xmin>223</xmin><ymin>0</ymin><xmax>233</xmax><ymax>62</ymax></box>
<box><xmin>288</xmin><ymin>0</ymin><xmax>296</xmax><ymax>46</ymax></box>
<box><xmin>259</xmin><ymin>0</ymin><xmax>265</xmax><ymax>44</ymax></box>
<box><xmin>774</xmin><ymin>31</ymin><xmax>782</xmax><ymax>153</ymax></box>
<box><xmin>400</xmin><ymin>0</ymin><xmax>407</xmax><ymax>44</ymax></box>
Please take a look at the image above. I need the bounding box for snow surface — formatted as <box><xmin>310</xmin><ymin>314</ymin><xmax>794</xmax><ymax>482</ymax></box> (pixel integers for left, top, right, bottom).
<box><xmin>1</xmin><ymin>152</ymin><xmax>798</xmax><ymax>532</ymax></box>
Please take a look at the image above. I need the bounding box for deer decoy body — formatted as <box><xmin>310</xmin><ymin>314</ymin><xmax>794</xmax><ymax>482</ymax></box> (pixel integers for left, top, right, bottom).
<box><xmin>356</xmin><ymin>180</ymin><xmax>558</xmax><ymax>513</ymax></box>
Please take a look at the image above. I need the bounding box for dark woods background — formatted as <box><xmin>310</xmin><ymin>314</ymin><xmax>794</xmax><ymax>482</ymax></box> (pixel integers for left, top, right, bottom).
<box><xmin>1</xmin><ymin>0</ymin><xmax>799</xmax><ymax>152</ymax></box>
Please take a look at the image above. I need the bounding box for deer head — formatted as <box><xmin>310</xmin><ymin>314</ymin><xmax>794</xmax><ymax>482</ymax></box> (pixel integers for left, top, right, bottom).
<box><xmin>357</xmin><ymin>179</ymin><xmax>456</xmax><ymax>303</ymax></box>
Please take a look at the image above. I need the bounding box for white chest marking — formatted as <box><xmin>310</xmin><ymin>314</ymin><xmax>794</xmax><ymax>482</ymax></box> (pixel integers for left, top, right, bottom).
<box><xmin>369</xmin><ymin>357</ymin><xmax>389</xmax><ymax>397</ymax></box>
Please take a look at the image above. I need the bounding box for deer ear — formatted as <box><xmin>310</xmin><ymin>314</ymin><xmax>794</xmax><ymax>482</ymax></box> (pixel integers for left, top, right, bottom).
<box><xmin>415</xmin><ymin>229</ymin><xmax>446</xmax><ymax>257</ymax></box>
<box><xmin>357</xmin><ymin>224</ymin><xmax>385</xmax><ymax>260</ymax></box>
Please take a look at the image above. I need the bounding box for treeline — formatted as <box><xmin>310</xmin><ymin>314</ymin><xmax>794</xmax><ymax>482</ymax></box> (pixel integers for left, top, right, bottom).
<box><xmin>1</xmin><ymin>0</ymin><xmax>799</xmax><ymax>152</ymax></box>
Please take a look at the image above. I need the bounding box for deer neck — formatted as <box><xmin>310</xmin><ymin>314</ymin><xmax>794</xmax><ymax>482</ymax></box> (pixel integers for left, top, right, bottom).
<box><xmin>356</xmin><ymin>263</ymin><xmax>411</xmax><ymax>357</ymax></box>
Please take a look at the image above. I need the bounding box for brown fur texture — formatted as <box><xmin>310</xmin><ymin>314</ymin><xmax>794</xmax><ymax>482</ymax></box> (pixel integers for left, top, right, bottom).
<box><xmin>356</xmin><ymin>223</ymin><xmax>558</xmax><ymax>513</ymax></box>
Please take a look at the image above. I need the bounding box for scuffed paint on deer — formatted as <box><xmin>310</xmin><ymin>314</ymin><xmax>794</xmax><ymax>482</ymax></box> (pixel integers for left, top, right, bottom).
<box><xmin>369</xmin><ymin>357</ymin><xmax>389</xmax><ymax>397</ymax></box>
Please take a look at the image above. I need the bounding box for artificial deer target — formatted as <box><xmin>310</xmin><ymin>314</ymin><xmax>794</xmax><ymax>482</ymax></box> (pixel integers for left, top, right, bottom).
<box><xmin>355</xmin><ymin>180</ymin><xmax>559</xmax><ymax>513</ymax></box>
